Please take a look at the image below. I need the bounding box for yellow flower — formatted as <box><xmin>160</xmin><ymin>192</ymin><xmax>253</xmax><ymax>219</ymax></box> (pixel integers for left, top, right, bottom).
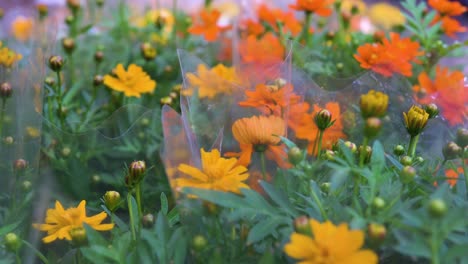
<box><xmin>0</xmin><ymin>42</ymin><xmax>22</xmax><ymax>68</ymax></box>
<box><xmin>403</xmin><ymin>105</ymin><xmax>429</xmax><ymax>136</ymax></box>
<box><xmin>368</xmin><ymin>3</ymin><xmax>405</xmax><ymax>29</ymax></box>
<box><xmin>10</xmin><ymin>16</ymin><xmax>34</xmax><ymax>42</ymax></box>
<box><xmin>184</xmin><ymin>64</ymin><xmax>240</xmax><ymax>99</ymax></box>
<box><xmin>176</xmin><ymin>148</ymin><xmax>249</xmax><ymax>194</ymax></box>
<box><xmin>134</xmin><ymin>8</ymin><xmax>174</xmax><ymax>44</ymax></box>
<box><xmin>33</xmin><ymin>200</ymin><xmax>114</xmax><ymax>243</ymax></box>
<box><xmin>104</xmin><ymin>64</ymin><xmax>156</xmax><ymax>98</ymax></box>
<box><xmin>284</xmin><ymin>219</ymin><xmax>378</xmax><ymax>264</ymax></box>
<box><xmin>360</xmin><ymin>90</ymin><xmax>389</xmax><ymax>118</ymax></box>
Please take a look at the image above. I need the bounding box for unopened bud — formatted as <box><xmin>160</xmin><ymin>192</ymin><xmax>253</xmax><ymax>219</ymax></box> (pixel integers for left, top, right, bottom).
<box><xmin>61</xmin><ymin>147</ymin><xmax>71</xmax><ymax>157</ymax></box>
<box><xmin>293</xmin><ymin>216</ymin><xmax>311</xmax><ymax>235</ymax></box>
<box><xmin>424</xmin><ymin>103</ymin><xmax>439</xmax><ymax>119</ymax></box>
<box><xmin>428</xmin><ymin>199</ymin><xmax>447</xmax><ymax>218</ymax></box>
<box><xmin>0</xmin><ymin>82</ymin><xmax>12</xmax><ymax>99</ymax></box>
<box><xmin>4</xmin><ymin>233</ymin><xmax>21</xmax><ymax>252</ymax></box>
<box><xmin>22</xmin><ymin>180</ymin><xmax>32</xmax><ymax>191</ymax></box>
<box><xmin>358</xmin><ymin>145</ymin><xmax>372</xmax><ymax>164</ymax></box>
<box><xmin>344</xmin><ymin>141</ymin><xmax>357</xmax><ymax>153</ymax></box>
<box><xmin>273</xmin><ymin>78</ymin><xmax>287</xmax><ymax>88</ymax></box>
<box><xmin>372</xmin><ymin>197</ymin><xmax>385</xmax><ymax>210</ymax></box>
<box><xmin>65</xmin><ymin>15</ymin><xmax>74</xmax><ymax>25</ymax></box>
<box><xmin>315</xmin><ymin>109</ymin><xmax>333</xmax><ymax>131</ymax></box>
<box><xmin>456</xmin><ymin>128</ymin><xmax>468</xmax><ymax>148</ymax></box>
<box><xmin>44</xmin><ymin>77</ymin><xmax>55</xmax><ymax>86</ymax></box>
<box><xmin>128</xmin><ymin>160</ymin><xmax>146</xmax><ymax>184</ymax></box>
<box><xmin>400</xmin><ymin>155</ymin><xmax>413</xmax><ymax>166</ymax></box>
<box><xmin>93</xmin><ymin>75</ymin><xmax>104</xmax><ymax>86</ymax></box>
<box><xmin>14</xmin><ymin>159</ymin><xmax>28</xmax><ymax>171</ymax></box>
<box><xmin>192</xmin><ymin>235</ymin><xmax>207</xmax><ymax>251</ymax></box>
<box><xmin>393</xmin><ymin>145</ymin><xmax>405</xmax><ymax>156</ymax></box>
<box><xmin>443</xmin><ymin>141</ymin><xmax>462</xmax><ymax>160</ymax></box>
<box><xmin>368</xmin><ymin>223</ymin><xmax>386</xmax><ymax>242</ymax></box>
<box><xmin>320</xmin><ymin>182</ymin><xmax>331</xmax><ymax>193</ymax></box>
<box><xmin>70</xmin><ymin>227</ymin><xmax>87</xmax><ymax>246</ymax></box>
<box><xmin>62</xmin><ymin>38</ymin><xmax>75</xmax><ymax>54</ymax></box>
<box><xmin>104</xmin><ymin>191</ymin><xmax>121</xmax><ymax>212</ymax></box>
<box><xmin>322</xmin><ymin>150</ymin><xmax>335</xmax><ymax>161</ymax></box>
<box><xmin>142</xmin><ymin>213</ymin><xmax>155</xmax><ymax>228</ymax></box>
<box><xmin>48</xmin><ymin>55</ymin><xmax>64</xmax><ymax>72</ymax></box>
<box><xmin>364</xmin><ymin>117</ymin><xmax>382</xmax><ymax>138</ymax></box>
<box><xmin>400</xmin><ymin>166</ymin><xmax>416</xmax><ymax>182</ymax></box>
<box><xmin>140</xmin><ymin>42</ymin><xmax>157</xmax><ymax>61</ymax></box>
<box><xmin>94</xmin><ymin>51</ymin><xmax>104</xmax><ymax>63</ymax></box>
<box><xmin>288</xmin><ymin>147</ymin><xmax>303</xmax><ymax>165</ymax></box>
<box><xmin>160</xmin><ymin>96</ymin><xmax>172</xmax><ymax>105</ymax></box>
<box><xmin>3</xmin><ymin>136</ymin><xmax>14</xmax><ymax>145</ymax></box>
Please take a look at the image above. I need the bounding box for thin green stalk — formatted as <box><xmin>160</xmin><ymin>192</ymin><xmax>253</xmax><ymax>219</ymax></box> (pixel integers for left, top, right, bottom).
<box><xmin>0</xmin><ymin>98</ymin><xmax>6</xmax><ymax>136</ymax></box>
<box><xmin>301</xmin><ymin>11</ymin><xmax>312</xmax><ymax>44</ymax></box>
<box><xmin>215</xmin><ymin>217</ymin><xmax>227</xmax><ymax>247</ymax></box>
<box><xmin>462</xmin><ymin>152</ymin><xmax>468</xmax><ymax>200</ymax></box>
<box><xmin>135</xmin><ymin>183</ymin><xmax>142</xmax><ymax>218</ymax></box>
<box><xmin>316</xmin><ymin>130</ymin><xmax>324</xmax><ymax>158</ymax></box>
<box><xmin>260</xmin><ymin>152</ymin><xmax>267</xmax><ymax>180</ymax></box>
<box><xmin>310</xmin><ymin>184</ymin><xmax>328</xmax><ymax>220</ymax></box>
<box><xmin>311</xmin><ymin>129</ymin><xmax>320</xmax><ymax>158</ymax></box>
<box><xmin>430</xmin><ymin>223</ymin><xmax>440</xmax><ymax>264</ymax></box>
<box><xmin>359</xmin><ymin>136</ymin><xmax>369</xmax><ymax>167</ymax></box>
<box><xmin>408</xmin><ymin>134</ymin><xmax>420</xmax><ymax>158</ymax></box>
<box><xmin>21</xmin><ymin>240</ymin><xmax>49</xmax><ymax>264</ymax></box>
<box><xmin>15</xmin><ymin>251</ymin><xmax>21</xmax><ymax>264</ymax></box>
<box><xmin>68</xmin><ymin>54</ymin><xmax>75</xmax><ymax>85</ymax></box>
<box><xmin>55</xmin><ymin>71</ymin><xmax>65</xmax><ymax>128</ymax></box>
<box><xmin>127</xmin><ymin>194</ymin><xmax>137</xmax><ymax>241</ymax></box>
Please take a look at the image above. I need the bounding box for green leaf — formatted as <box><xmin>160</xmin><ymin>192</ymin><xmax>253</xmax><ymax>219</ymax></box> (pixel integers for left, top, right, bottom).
<box><xmin>160</xmin><ymin>192</ymin><xmax>169</xmax><ymax>215</ymax></box>
<box><xmin>0</xmin><ymin>222</ymin><xmax>20</xmax><ymax>237</ymax></box>
<box><xmin>62</xmin><ymin>80</ymin><xmax>85</xmax><ymax>105</ymax></box>
<box><xmin>79</xmin><ymin>24</ymin><xmax>93</xmax><ymax>34</ymax></box>
<box><xmin>247</xmin><ymin>217</ymin><xmax>285</xmax><ymax>245</ymax></box>
<box><xmin>444</xmin><ymin>244</ymin><xmax>468</xmax><ymax>264</ymax></box>
<box><xmin>370</xmin><ymin>141</ymin><xmax>385</xmax><ymax>172</ymax></box>
<box><xmin>260</xmin><ymin>181</ymin><xmax>297</xmax><ymax>217</ymax></box>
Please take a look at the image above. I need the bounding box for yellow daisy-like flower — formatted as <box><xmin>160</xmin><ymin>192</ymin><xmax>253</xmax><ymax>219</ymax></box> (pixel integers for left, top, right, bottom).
<box><xmin>368</xmin><ymin>3</ymin><xmax>406</xmax><ymax>30</ymax></box>
<box><xmin>10</xmin><ymin>16</ymin><xmax>34</xmax><ymax>42</ymax></box>
<box><xmin>184</xmin><ymin>64</ymin><xmax>240</xmax><ymax>99</ymax></box>
<box><xmin>176</xmin><ymin>148</ymin><xmax>249</xmax><ymax>194</ymax></box>
<box><xmin>104</xmin><ymin>64</ymin><xmax>156</xmax><ymax>98</ymax></box>
<box><xmin>0</xmin><ymin>42</ymin><xmax>23</xmax><ymax>68</ymax></box>
<box><xmin>33</xmin><ymin>200</ymin><xmax>114</xmax><ymax>243</ymax></box>
<box><xmin>284</xmin><ymin>219</ymin><xmax>378</xmax><ymax>264</ymax></box>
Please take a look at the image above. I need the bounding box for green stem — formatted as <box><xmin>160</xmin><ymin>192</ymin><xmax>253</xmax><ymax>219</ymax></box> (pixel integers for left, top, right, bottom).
<box><xmin>430</xmin><ymin>223</ymin><xmax>440</xmax><ymax>264</ymax></box>
<box><xmin>15</xmin><ymin>251</ymin><xmax>21</xmax><ymax>264</ymax></box>
<box><xmin>408</xmin><ymin>134</ymin><xmax>420</xmax><ymax>158</ymax></box>
<box><xmin>21</xmin><ymin>240</ymin><xmax>49</xmax><ymax>264</ymax></box>
<box><xmin>316</xmin><ymin>130</ymin><xmax>324</xmax><ymax>158</ymax></box>
<box><xmin>260</xmin><ymin>152</ymin><xmax>267</xmax><ymax>180</ymax></box>
<box><xmin>462</xmin><ymin>152</ymin><xmax>468</xmax><ymax>200</ymax></box>
<box><xmin>0</xmin><ymin>98</ymin><xmax>6</xmax><ymax>137</ymax></box>
<box><xmin>127</xmin><ymin>193</ymin><xmax>137</xmax><ymax>241</ymax></box>
<box><xmin>310</xmin><ymin>183</ymin><xmax>328</xmax><ymax>220</ymax></box>
<box><xmin>301</xmin><ymin>11</ymin><xmax>312</xmax><ymax>44</ymax></box>
<box><xmin>215</xmin><ymin>217</ymin><xmax>227</xmax><ymax>246</ymax></box>
<box><xmin>312</xmin><ymin>129</ymin><xmax>320</xmax><ymax>158</ymax></box>
<box><xmin>135</xmin><ymin>183</ymin><xmax>142</xmax><ymax>218</ymax></box>
<box><xmin>56</xmin><ymin>71</ymin><xmax>65</xmax><ymax>128</ymax></box>
<box><xmin>359</xmin><ymin>136</ymin><xmax>369</xmax><ymax>167</ymax></box>
<box><xmin>68</xmin><ymin>54</ymin><xmax>75</xmax><ymax>86</ymax></box>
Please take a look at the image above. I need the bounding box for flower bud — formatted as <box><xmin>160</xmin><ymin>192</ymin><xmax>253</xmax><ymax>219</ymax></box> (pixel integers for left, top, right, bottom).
<box><xmin>69</xmin><ymin>227</ymin><xmax>87</xmax><ymax>246</ymax></box>
<box><xmin>65</xmin><ymin>15</ymin><xmax>75</xmax><ymax>25</ymax></box>
<box><xmin>37</xmin><ymin>4</ymin><xmax>48</xmax><ymax>19</ymax></box>
<box><xmin>128</xmin><ymin>160</ymin><xmax>146</xmax><ymax>185</ymax></box>
<box><xmin>372</xmin><ymin>197</ymin><xmax>385</xmax><ymax>210</ymax></box>
<box><xmin>3</xmin><ymin>136</ymin><xmax>14</xmax><ymax>145</ymax></box>
<box><xmin>104</xmin><ymin>191</ymin><xmax>121</xmax><ymax>212</ymax></box>
<box><xmin>358</xmin><ymin>145</ymin><xmax>372</xmax><ymax>164</ymax></box>
<box><xmin>172</xmin><ymin>84</ymin><xmax>182</xmax><ymax>93</ymax></box>
<box><xmin>140</xmin><ymin>42</ymin><xmax>157</xmax><ymax>61</ymax></box>
<box><xmin>360</xmin><ymin>90</ymin><xmax>388</xmax><ymax>118</ymax></box>
<box><xmin>93</xmin><ymin>75</ymin><xmax>104</xmax><ymax>86</ymax></box>
<box><xmin>92</xmin><ymin>174</ymin><xmax>101</xmax><ymax>184</ymax></box>
<box><xmin>443</xmin><ymin>141</ymin><xmax>462</xmax><ymax>160</ymax></box>
<box><xmin>44</xmin><ymin>76</ymin><xmax>55</xmax><ymax>86</ymax></box>
<box><xmin>393</xmin><ymin>145</ymin><xmax>405</xmax><ymax>156</ymax></box>
<box><xmin>368</xmin><ymin>223</ymin><xmax>386</xmax><ymax>242</ymax></box>
<box><xmin>94</xmin><ymin>51</ymin><xmax>104</xmax><ymax>63</ymax></box>
<box><xmin>14</xmin><ymin>159</ymin><xmax>28</xmax><ymax>171</ymax></box>
<box><xmin>288</xmin><ymin>147</ymin><xmax>303</xmax><ymax>165</ymax></box>
<box><xmin>169</xmin><ymin>92</ymin><xmax>178</xmax><ymax>100</ymax></box>
<box><xmin>322</xmin><ymin>150</ymin><xmax>336</xmax><ymax>161</ymax></box>
<box><xmin>456</xmin><ymin>128</ymin><xmax>468</xmax><ymax>148</ymax></box>
<box><xmin>192</xmin><ymin>235</ymin><xmax>207</xmax><ymax>251</ymax></box>
<box><xmin>400</xmin><ymin>155</ymin><xmax>413</xmax><ymax>166</ymax></box>
<box><xmin>273</xmin><ymin>78</ymin><xmax>287</xmax><ymax>88</ymax></box>
<box><xmin>160</xmin><ymin>96</ymin><xmax>172</xmax><ymax>105</ymax></box>
<box><xmin>62</xmin><ymin>38</ymin><xmax>75</xmax><ymax>54</ymax></box>
<box><xmin>293</xmin><ymin>216</ymin><xmax>311</xmax><ymax>235</ymax></box>
<box><xmin>22</xmin><ymin>180</ymin><xmax>32</xmax><ymax>191</ymax></box>
<box><xmin>96</xmin><ymin>0</ymin><xmax>105</xmax><ymax>7</ymax></box>
<box><xmin>403</xmin><ymin>106</ymin><xmax>429</xmax><ymax>136</ymax></box>
<box><xmin>414</xmin><ymin>156</ymin><xmax>424</xmax><ymax>164</ymax></box>
<box><xmin>424</xmin><ymin>103</ymin><xmax>439</xmax><ymax>119</ymax></box>
<box><xmin>0</xmin><ymin>82</ymin><xmax>13</xmax><ymax>99</ymax></box>
<box><xmin>344</xmin><ymin>141</ymin><xmax>357</xmax><ymax>153</ymax></box>
<box><xmin>428</xmin><ymin>199</ymin><xmax>447</xmax><ymax>218</ymax></box>
<box><xmin>140</xmin><ymin>118</ymin><xmax>150</xmax><ymax>126</ymax></box>
<box><xmin>48</xmin><ymin>55</ymin><xmax>64</xmax><ymax>72</ymax></box>
<box><xmin>142</xmin><ymin>213</ymin><xmax>155</xmax><ymax>228</ymax></box>
<box><xmin>61</xmin><ymin>147</ymin><xmax>71</xmax><ymax>157</ymax></box>
<box><xmin>4</xmin><ymin>233</ymin><xmax>21</xmax><ymax>252</ymax></box>
<box><xmin>400</xmin><ymin>166</ymin><xmax>416</xmax><ymax>182</ymax></box>
<box><xmin>320</xmin><ymin>182</ymin><xmax>331</xmax><ymax>193</ymax></box>
<box><xmin>364</xmin><ymin>117</ymin><xmax>382</xmax><ymax>138</ymax></box>
<box><xmin>66</xmin><ymin>0</ymin><xmax>81</xmax><ymax>12</ymax></box>
<box><xmin>314</xmin><ymin>109</ymin><xmax>333</xmax><ymax>131</ymax></box>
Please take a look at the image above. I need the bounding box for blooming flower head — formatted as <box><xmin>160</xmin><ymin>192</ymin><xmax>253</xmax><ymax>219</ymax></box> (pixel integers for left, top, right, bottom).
<box><xmin>33</xmin><ymin>200</ymin><xmax>114</xmax><ymax>243</ymax></box>
<box><xmin>134</xmin><ymin>8</ymin><xmax>175</xmax><ymax>43</ymax></box>
<box><xmin>230</xmin><ymin>115</ymin><xmax>289</xmax><ymax>167</ymax></box>
<box><xmin>429</xmin><ymin>0</ymin><xmax>467</xmax><ymax>16</ymax></box>
<box><xmin>289</xmin><ymin>0</ymin><xmax>335</xmax><ymax>17</ymax></box>
<box><xmin>403</xmin><ymin>105</ymin><xmax>429</xmax><ymax>136</ymax></box>
<box><xmin>413</xmin><ymin>66</ymin><xmax>467</xmax><ymax>126</ymax></box>
<box><xmin>176</xmin><ymin>148</ymin><xmax>249</xmax><ymax>194</ymax></box>
<box><xmin>368</xmin><ymin>3</ymin><xmax>406</xmax><ymax>29</ymax></box>
<box><xmin>0</xmin><ymin>42</ymin><xmax>22</xmax><ymax>68</ymax></box>
<box><xmin>360</xmin><ymin>90</ymin><xmax>389</xmax><ymax>118</ymax></box>
<box><xmin>239</xmin><ymin>33</ymin><xmax>285</xmax><ymax>65</ymax></box>
<box><xmin>241</xmin><ymin>19</ymin><xmax>265</xmax><ymax>37</ymax></box>
<box><xmin>10</xmin><ymin>16</ymin><xmax>34</xmax><ymax>42</ymax></box>
<box><xmin>257</xmin><ymin>4</ymin><xmax>301</xmax><ymax>36</ymax></box>
<box><xmin>188</xmin><ymin>9</ymin><xmax>231</xmax><ymax>42</ymax></box>
<box><xmin>444</xmin><ymin>167</ymin><xmax>462</xmax><ymax>187</ymax></box>
<box><xmin>284</xmin><ymin>219</ymin><xmax>378</xmax><ymax>264</ymax></box>
<box><xmin>184</xmin><ymin>64</ymin><xmax>240</xmax><ymax>99</ymax></box>
<box><xmin>104</xmin><ymin>64</ymin><xmax>156</xmax><ymax>98</ymax></box>
<box><xmin>439</xmin><ymin>16</ymin><xmax>467</xmax><ymax>37</ymax></box>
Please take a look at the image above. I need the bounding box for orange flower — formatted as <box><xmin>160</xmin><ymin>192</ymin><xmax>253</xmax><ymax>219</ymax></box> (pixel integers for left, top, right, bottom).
<box><xmin>257</xmin><ymin>4</ymin><xmax>302</xmax><ymax>36</ymax></box>
<box><xmin>188</xmin><ymin>9</ymin><xmax>231</xmax><ymax>42</ymax></box>
<box><xmin>238</xmin><ymin>83</ymin><xmax>301</xmax><ymax>116</ymax></box>
<box><xmin>439</xmin><ymin>16</ymin><xmax>467</xmax><ymax>37</ymax></box>
<box><xmin>413</xmin><ymin>66</ymin><xmax>467</xmax><ymax>126</ymax></box>
<box><xmin>292</xmin><ymin>102</ymin><xmax>346</xmax><ymax>155</ymax></box>
<box><xmin>354</xmin><ymin>33</ymin><xmax>422</xmax><ymax>77</ymax></box>
<box><xmin>10</xmin><ymin>16</ymin><xmax>34</xmax><ymax>42</ymax></box>
<box><xmin>230</xmin><ymin>115</ymin><xmax>289</xmax><ymax>167</ymax></box>
<box><xmin>289</xmin><ymin>0</ymin><xmax>335</xmax><ymax>17</ymax></box>
<box><xmin>429</xmin><ymin>0</ymin><xmax>467</xmax><ymax>16</ymax></box>
<box><xmin>242</xmin><ymin>19</ymin><xmax>265</xmax><ymax>37</ymax></box>
<box><xmin>239</xmin><ymin>33</ymin><xmax>285</xmax><ymax>64</ymax></box>
<box><xmin>444</xmin><ymin>167</ymin><xmax>463</xmax><ymax>187</ymax></box>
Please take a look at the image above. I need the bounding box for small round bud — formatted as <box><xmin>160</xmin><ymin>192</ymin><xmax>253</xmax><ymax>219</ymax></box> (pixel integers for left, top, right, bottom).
<box><xmin>65</xmin><ymin>15</ymin><xmax>75</xmax><ymax>25</ymax></box>
<box><xmin>3</xmin><ymin>136</ymin><xmax>14</xmax><ymax>145</ymax></box>
<box><xmin>104</xmin><ymin>191</ymin><xmax>121</xmax><ymax>212</ymax></box>
<box><xmin>169</xmin><ymin>92</ymin><xmax>178</xmax><ymax>100</ymax></box>
<box><xmin>0</xmin><ymin>82</ymin><xmax>13</xmax><ymax>99</ymax></box>
<box><xmin>92</xmin><ymin>174</ymin><xmax>101</xmax><ymax>184</ymax></box>
<box><xmin>424</xmin><ymin>103</ymin><xmax>439</xmax><ymax>119</ymax></box>
<box><xmin>358</xmin><ymin>145</ymin><xmax>372</xmax><ymax>164</ymax></box>
<box><xmin>160</xmin><ymin>96</ymin><xmax>172</xmax><ymax>105</ymax></box>
<box><xmin>320</xmin><ymin>182</ymin><xmax>331</xmax><ymax>193</ymax></box>
<box><xmin>315</xmin><ymin>109</ymin><xmax>333</xmax><ymax>131</ymax></box>
<box><xmin>288</xmin><ymin>147</ymin><xmax>303</xmax><ymax>165</ymax></box>
<box><xmin>66</xmin><ymin>0</ymin><xmax>81</xmax><ymax>11</ymax></box>
<box><xmin>22</xmin><ymin>180</ymin><xmax>32</xmax><ymax>191</ymax></box>
<box><xmin>70</xmin><ymin>227</ymin><xmax>87</xmax><ymax>246</ymax></box>
<box><xmin>14</xmin><ymin>159</ymin><xmax>28</xmax><ymax>171</ymax></box>
<box><xmin>142</xmin><ymin>213</ymin><xmax>155</xmax><ymax>228</ymax></box>
<box><xmin>61</xmin><ymin>147</ymin><xmax>71</xmax><ymax>157</ymax></box>
<box><xmin>393</xmin><ymin>145</ymin><xmax>405</xmax><ymax>156</ymax></box>
<box><xmin>172</xmin><ymin>84</ymin><xmax>182</xmax><ymax>93</ymax></box>
<box><xmin>400</xmin><ymin>155</ymin><xmax>413</xmax><ymax>166</ymax></box>
<box><xmin>93</xmin><ymin>75</ymin><xmax>104</xmax><ymax>86</ymax></box>
<box><xmin>96</xmin><ymin>0</ymin><xmax>105</xmax><ymax>7</ymax></box>
<box><xmin>273</xmin><ymin>78</ymin><xmax>287</xmax><ymax>88</ymax></box>
<box><xmin>322</xmin><ymin>150</ymin><xmax>335</xmax><ymax>161</ymax></box>
<box><xmin>62</xmin><ymin>37</ymin><xmax>75</xmax><ymax>54</ymax></box>
<box><xmin>428</xmin><ymin>199</ymin><xmax>447</xmax><ymax>218</ymax></box>
<box><xmin>455</xmin><ymin>128</ymin><xmax>468</xmax><ymax>148</ymax></box>
<box><xmin>443</xmin><ymin>141</ymin><xmax>462</xmax><ymax>160</ymax></box>
<box><xmin>192</xmin><ymin>235</ymin><xmax>207</xmax><ymax>251</ymax></box>
<box><xmin>344</xmin><ymin>141</ymin><xmax>357</xmax><ymax>153</ymax></box>
<box><xmin>414</xmin><ymin>156</ymin><xmax>424</xmax><ymax>164</ymax></box>
<box><xmin>4</xmin><ymin>233</ymin><xmax>21</xmax><ymax>252</ymax></box>
<box><xmin>37</xmin><ymin>4</ymin><xmax>48</xmax><ymax>19</ymax></box>
<box><xmin>140</xmin><ymin>42</ymin><xmax>157</xmax><ymax>61</ymax></box>
<box><xmin>372</xmin><ymin>197</ymin><xmax>386</xmax><ymax>210</ymax></box>
<box><xmin>44</xmin><ymin>77</ymin><xmax>55</xmax><ymax>86</ymax></box>
<box><xmin>140</xmin><ymin>118</ymin><xmax>150</xmax><ymax>126</ymax></box>
<box><xmin>336</xmin><ymin>62</ymin><xmax>344</xmax><ymax>71</ymax></box>
<box><xmin>164</xmin><ymin>66</ymin><xmax>173</xmax><ymax>72</ymax></box>
<box><xmin>94</xmin><ymin>51</ymin><xmax>104</xmax><ymax>62</ymax></box>
<box><xmin>129</xmin><ymin>160</ymin><xmax>146</xmax><ymax>184</ymax></box>
<box><xmin>48</xmin><ymin>55</ymin><xmax>64</xmax><ymax>72</ymax></box>
<box><xmin>400</xmin><ymin>166</ymin><xmax>417</xmax><ymax>182</ymax></box>
<box><xmin>368</xmin><ymin>223</ymin><xmax>386</xmax><ymax>242</ymax></box>
<box><xmin>364</xmin><ymin>117</ymin><xmax>382</xmax><ymax>138</ymax></box>
<box><xmin>293</xmin><ymin>216</ymin><xmax>311</xmax><ymax>235</ymax></box>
